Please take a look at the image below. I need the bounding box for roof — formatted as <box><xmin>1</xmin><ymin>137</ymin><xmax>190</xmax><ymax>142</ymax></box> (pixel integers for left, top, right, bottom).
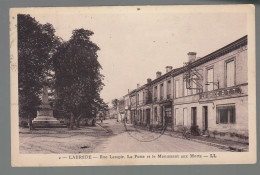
<box><xmin>122</xmin><ymin>35</ymin><xmax>247</xmax><ymax>97</ymax></box>
<box><xmin>171</xmin><ymin>35</ymin><xmax>247</xmax><ymax>77</ymax></box>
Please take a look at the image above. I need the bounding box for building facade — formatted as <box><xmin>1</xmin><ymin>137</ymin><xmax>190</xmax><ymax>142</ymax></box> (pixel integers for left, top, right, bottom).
<box><xmin>119</xmin><ymin>35</ymin><xmax>248</xmax><ymax>142</ymax></box>
<box><xmin>173</xmin><ymin>36</ymin><xmax>248</xmax><ymax>140</ymax></box>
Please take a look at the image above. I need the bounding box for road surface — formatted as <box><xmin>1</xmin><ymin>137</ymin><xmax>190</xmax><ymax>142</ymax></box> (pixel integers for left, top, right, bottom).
<box><xmin>94</xmin><ymin>119</ymin><xmax>227</xmax><ymax>153</ymax></box>
<box><xmin>19</xmin><ymin>119</ymin><xmax>227</xmax><ymax>154</ymax></box>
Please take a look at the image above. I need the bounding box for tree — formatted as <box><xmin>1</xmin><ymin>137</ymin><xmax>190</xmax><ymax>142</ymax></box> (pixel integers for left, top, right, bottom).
<box><xmin>111</xmin><ymin>99</ymin><xmax>118</xmax><ymax>110</ymax></box>
<box><xmin>53</xmin><ymin>28</ymin><xmax>105</xmax><ymax>129</ymax></box>
<box><xmin>18</xmin><ymin>14</ymin><xmax>60</xmax><ymax>130</ymax></box>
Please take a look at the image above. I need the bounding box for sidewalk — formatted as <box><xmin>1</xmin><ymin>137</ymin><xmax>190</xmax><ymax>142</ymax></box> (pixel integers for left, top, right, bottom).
<box><xmin>167</xmin><ymin>131</ymin><xmax>248</xmax><ymax>152</ymax></box>
<box><xmin>132</xmin><ymin>124</ymin><xmax>249</xmax><ymax>152</ymax></box>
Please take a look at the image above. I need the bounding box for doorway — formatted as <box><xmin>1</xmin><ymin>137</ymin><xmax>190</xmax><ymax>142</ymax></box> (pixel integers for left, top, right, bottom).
<box><xmin>146</xmin><ymin>109</ymin><xmax>150</xmax><ymax>126</ymax></box>
<box><xmin>165</xmin><ymin>107</ymin><xmax>172</xmax><ymax>128</ymax></box>
<box><xmin>191</xmin><ymin>107</ymin><xmax>197</xmax><ymax>126</ymax></box>
<box><xmin>203</xmin><ymin>106</ymin><xmax>208</xmax><ymax>131</ymax></box>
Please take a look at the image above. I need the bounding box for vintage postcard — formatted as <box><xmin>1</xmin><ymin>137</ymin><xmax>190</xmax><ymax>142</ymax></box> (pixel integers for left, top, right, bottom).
<box><xmin>10</xmin><ymin>5</ymin><xmax>256</xmax><ymax>166</ymax></box>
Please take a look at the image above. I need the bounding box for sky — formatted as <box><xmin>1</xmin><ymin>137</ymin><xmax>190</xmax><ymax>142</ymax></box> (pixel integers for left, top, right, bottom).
<box><xmin>25</xmin><ymin>7</ymin><xmax>247</xmax><ymax>106</ymax></box>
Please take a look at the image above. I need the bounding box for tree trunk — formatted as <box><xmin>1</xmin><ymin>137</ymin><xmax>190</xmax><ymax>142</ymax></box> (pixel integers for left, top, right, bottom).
<box><xmin>69</xmin><ymin>112</ymin><xmax>75</xmax><ymax>129</ymax></box>
<box><xmin>75</xmin><ymin>114</ymin><xmax>82</xmax><ymax>128</ymax></box>
<box><xmin>28</xmin><ymin>113</ymin><xmax>33</xmax><ymax>131</ymax></box>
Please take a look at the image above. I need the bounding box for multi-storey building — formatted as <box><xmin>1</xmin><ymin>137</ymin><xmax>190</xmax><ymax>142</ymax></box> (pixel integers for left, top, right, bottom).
<box><xmin>129</xmin><ymin>89</ymin><xmax>137</xmax><ymax>124</ymax></box>
<box><xmin>134</xmin><ymin>80</ymin><xmax>152</xmax><ymax>126</ymax></box>
<box><xmin>150</xmin><ymin>67</ymin><xmax>180</xmax><ymax>129</ymax></box>
<box><xmin>173</xmin><ymin>36</ymin><xmax>248</xmax><ymax>139</ymax></box>
<box><xmin>123</xmin><ymin>93</ymin><xmax>130</xmax><ymax>123</ymax></box>
<box><xmin>120</xmin><ymin>35</ymin><xmax>248</xmax><ymax>141</ymax></box>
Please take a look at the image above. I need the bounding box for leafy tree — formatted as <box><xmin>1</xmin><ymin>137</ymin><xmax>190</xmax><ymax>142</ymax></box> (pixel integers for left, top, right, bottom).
<box><xmin>111</xmin><ymin>99</ymin><xmax>118</xmax><ymax>110</ymax></box>
<box><xmin>53</xmin><ymin>29</ymin><xmax>105</xmax><ymax>129</ymax></box>
<box><xmin>18</xmin><ymin>14</ymin><xmax>60</xmax><ymax>130</ymax></box>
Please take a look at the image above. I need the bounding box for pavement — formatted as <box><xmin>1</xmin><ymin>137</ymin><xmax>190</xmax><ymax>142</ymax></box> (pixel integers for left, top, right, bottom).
<box><xmin>19</xmin><ymin>119</ymin><xmax>247</xmax><ymax>154</ymax></box>
<box><xmin>94</xmin><ymin>120</ymin><xmax>227</xmax><ymax>152</ymax></box>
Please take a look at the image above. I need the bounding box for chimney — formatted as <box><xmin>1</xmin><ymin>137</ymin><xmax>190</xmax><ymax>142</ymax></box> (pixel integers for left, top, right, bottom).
<box><xmin>137</xmin><ymin>83</ymin><xmax>140</xmax><ymax>88</ymax></box>
<box><xmin>156</xmin><ymin>71</ymin><xmax>162</xmax><ymax>78</ymax></box>
<box><xmin>147</xmin><ymin>78</ymin><xmax>152</xmax><ymax>84</ymax></box>
<box><xmin>188</xmin><ymin>52</ymin><xmax>197</xmax><ymax>62</ymax></box>
<box><xmin>166</xmin><ymin>66</ymin><xmax>173</xmax><ymax>73</ymax></box>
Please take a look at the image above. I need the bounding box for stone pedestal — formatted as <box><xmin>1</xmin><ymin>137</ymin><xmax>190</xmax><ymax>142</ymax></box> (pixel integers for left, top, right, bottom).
<box><xmin>32</xmin><ymin>86</ymin><xmax>66</xmax><ymax>128</ymax></box>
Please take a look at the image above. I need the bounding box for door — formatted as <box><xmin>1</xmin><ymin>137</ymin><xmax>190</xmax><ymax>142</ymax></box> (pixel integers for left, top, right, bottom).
<box><xmin>161</xmin><ymin>106</ymin><xmax>164</xmax><ymax>126</ymax></box>
<box><xmin>203</xmin><ymin>106</ymin><xmax>208</xmax><ymax>130</ymax></box>
<box><xmin>146</xmin><ymin>109</ymin><xmax>150</xmax><ymax>126</ymax></box>
<box><xmin>191</xmin><ymin>107</ymin><xmax>197</xmax><ymax>126</ymax></box>
<box><xmin>165</xmin><ymin>107</ymin><xmax>172</xmax><ymax>128</ymax></box>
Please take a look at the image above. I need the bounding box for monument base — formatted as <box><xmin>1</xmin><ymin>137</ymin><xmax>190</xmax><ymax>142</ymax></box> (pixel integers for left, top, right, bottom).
<box><xmin>32</xmin><ymin>116</ymin><xmax>67</xmax><ymax>128</ymax></box>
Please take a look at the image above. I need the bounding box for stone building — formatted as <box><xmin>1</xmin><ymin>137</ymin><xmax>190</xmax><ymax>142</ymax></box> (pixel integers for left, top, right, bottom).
<box><xmin>172</xmin><ymin>36</ymin><xmax>248</xmax><ymax>141</ymax></box>
<box><xmin>121</xmin><ymin>35</ymin><xmax>248</xmax><ymax>142</ymax></box>
<box><xmin>129</xmin><ymin>89</ymin><xmax>137</xmax><ymax>124</ymax></box>
<box><xmin>134</xmin><ymin>80</ymin><xmax>152</xmax><ymax>126</ymax></box>
<box><xmin>150</xmin><ymin>67</ymin><xmax>181</xmax><ymax>129</ymax></box>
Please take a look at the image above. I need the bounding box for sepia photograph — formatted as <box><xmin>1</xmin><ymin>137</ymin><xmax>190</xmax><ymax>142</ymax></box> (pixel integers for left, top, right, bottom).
<box><xmin>10</xmin><ymin>5</ymin><xmax>256</xmax><ymax>166</ymax></box>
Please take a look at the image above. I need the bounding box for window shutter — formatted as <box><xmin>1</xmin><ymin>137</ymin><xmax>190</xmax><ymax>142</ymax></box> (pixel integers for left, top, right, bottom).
<box><xmin>216</xmin><ymin>108</ymin><xmax>219</xmax><ymax>124</ymax></box>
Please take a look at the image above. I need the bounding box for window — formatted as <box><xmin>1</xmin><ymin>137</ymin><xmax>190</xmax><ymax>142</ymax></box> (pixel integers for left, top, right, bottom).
<box><xmin>140</xmin><ymin>110</ymin><xmax>142</xmax><ymax>121</ymax></box>
<box><xmin>167</xmin><ymin>80</ymin><xmax>171</xmax><ymax>97</ymax></box>
<box><xmin>154</xmin><ymin>86</ymin><xmax>158</xmax><ymax>100</ymax></box>
<box><xmin>207</xmin><ymin>68</ymin><xmax>214</xmax><ymax>91</ymax></box>
<box><xmin>216</xmin><ymin>105</ymin><xmax>236</xmax><ymax>124</ymax></box>
<box><xmin>175</xmin><ymin>80</ymin><xmax>180</xmax><ymax>98</ymax></box>
<box><xmin>160</xmin><ymin>83</ymin><xmax>164</xmax><ymax>99</ymax></box>
<box><xmin>184</xmin><ymin>81</ymin><xmax>188</xmax><ymax>96</ymax></box>
<box><xmin>175</xmin><ymin>108</ymin><xmax>182</xmax><ymax>125</ymax></box>
<box><xmin>191</xmin><ymin>75</ymin><xmax>197</xmax><ymax>94</ymax></box>
<box><xmin>183</xmin><ymin>108</ymin><xmax>188</xmax><ymax>126</ymax></box>
<box><xmin>143</xmin><ymin>110</ymin><xmax>145</xmax><ymax>122</ymax></box>
<box><xmin>174</xmin><ymin>108</ymin><xmax>178</xmax><ymax>125</ymax></box>
<box><xmin>226</xmin><ymin>60</ymin><xmax>235</xmax><ymax>87</ymax></box>
<box><xmin>154</xmin><ymin>107</ymin><xmax>158</xmax><ymax>121</ymax></box>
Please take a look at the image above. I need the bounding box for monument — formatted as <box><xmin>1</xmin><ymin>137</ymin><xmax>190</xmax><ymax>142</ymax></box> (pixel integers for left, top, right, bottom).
<box><xmin>32</xmin><ymin>86</ymin><xmax>65</xmax><ymax>128</ymax></box>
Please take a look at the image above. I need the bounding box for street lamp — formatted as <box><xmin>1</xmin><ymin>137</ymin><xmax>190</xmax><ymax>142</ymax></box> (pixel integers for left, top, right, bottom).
<box><xmin>205</xmin><ymin>80</ymin><xmax>219</xmax><ymax>89</ymax></box>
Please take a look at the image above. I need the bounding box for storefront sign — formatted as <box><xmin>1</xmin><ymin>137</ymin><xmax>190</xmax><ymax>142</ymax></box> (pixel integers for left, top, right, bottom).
<box><xmin>199</xmin><ymin>86</ymin><xmax>242</xmax><ymax>100</ymax></box>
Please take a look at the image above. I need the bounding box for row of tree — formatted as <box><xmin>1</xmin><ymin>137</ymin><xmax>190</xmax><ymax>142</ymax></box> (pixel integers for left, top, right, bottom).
<box><xmin>18</xmin><ymin>14</ymin><xmax>107</xmax><ymax>129</ymax></box>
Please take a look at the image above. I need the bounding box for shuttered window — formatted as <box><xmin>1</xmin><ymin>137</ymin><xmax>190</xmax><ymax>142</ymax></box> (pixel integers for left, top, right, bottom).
<box><xmin>226</xmin><ymin>60</ymin><xmax>235</xmax><ymax>87</ymax></box>
<box><xmin>207</xmin><ymin>68</ymin><xmax>214</xmax><ymax>91</ymax></box>
<box><xmin>175</xmin><ymin>80</ymin><xmax>180</xmax><ymax>98</ymax></box>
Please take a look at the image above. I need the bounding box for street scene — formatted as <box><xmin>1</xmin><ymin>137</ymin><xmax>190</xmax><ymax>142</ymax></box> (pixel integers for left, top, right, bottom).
<box><xmin>15</xmin><ymin>7</ymin><xmax>250</xmax><ymax>156</ymax></box>
<box><xmin>20</xmin><ymin>119</ymin><xmax>230</xmax><ymax>154</ymax></box>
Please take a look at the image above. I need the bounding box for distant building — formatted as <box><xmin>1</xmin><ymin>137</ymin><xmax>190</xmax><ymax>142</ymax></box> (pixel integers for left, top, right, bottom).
<box><xmin>118</xmin><ymin>98</ymin><xmax>125</xmax><ymax>122</ymax></box>
<box><xmin>108</xmin><ymin>107</ymin><xmax>117</xmax><ymax>119</ymax></box>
